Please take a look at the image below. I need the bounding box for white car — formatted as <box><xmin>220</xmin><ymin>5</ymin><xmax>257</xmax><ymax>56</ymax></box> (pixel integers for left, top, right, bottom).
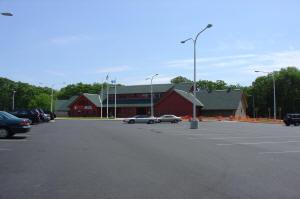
<box><xmin>123</xmin><ymin>115</ymin><xmax>157</xmax><ymax>124</ymax></box>
<box><xmin>157</xmin><ymin>115</ymin><xmax>182</xmax><ymax>123</ymax></box>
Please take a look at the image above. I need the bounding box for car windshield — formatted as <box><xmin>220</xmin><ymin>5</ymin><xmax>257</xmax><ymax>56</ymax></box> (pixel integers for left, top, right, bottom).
<box><xmin>0</xmin><ymin>111</ymin><xmax>20</xmax><ymax>119</ymax></box>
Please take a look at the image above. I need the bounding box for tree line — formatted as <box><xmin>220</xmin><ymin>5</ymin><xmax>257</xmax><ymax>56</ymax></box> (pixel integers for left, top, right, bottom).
<box><xmin>1</xmin><ymin>66</ymin><xmax>299</xmax><ymax>117</ymax></box>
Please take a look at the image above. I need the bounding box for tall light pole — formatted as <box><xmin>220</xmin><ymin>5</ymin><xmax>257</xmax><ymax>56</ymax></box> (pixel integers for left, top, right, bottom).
<box><xmin>146</xmin><ymin>74</ymin><xmax>158</xmax><ymax>117</ymax></box>
<box><xmin>255</xmin><ymin>70</ymin><xmax>277</xmax><ymax>120</ymax></box>
<box><xmin>111</xmin><ymin>79</ymin><xmax>117</xmax><ymax>119</ymax></box>
<box><xmin>181</xmin><ymin>24</ymin><xmax>213</xmax><ymax>129</ymax></box>
<box><xmin>12</xmin><ymin>90</ymin><xmax>16</xmax><ymax>111</ymax></box>
<box><xmin>39</xmin><ymin>82</ymin><xmax>66</xmax><ymax>112</ymax></box>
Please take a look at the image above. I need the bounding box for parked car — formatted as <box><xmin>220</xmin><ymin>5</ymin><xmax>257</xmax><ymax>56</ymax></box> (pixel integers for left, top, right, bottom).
<box><xmin>283</xmin><ymin>113</ymin><xmax>300</xmax><ymax>126</ymax></box>
<box><xmin>158</xmin><ymin>115</ymin><xmax>182</xmax><ymax>123</ymax></box>
<box><xmin>123</xmin><ymin>115</ymin><xmax>157</xmax><ymax>124</ymax></box>
<box><xmin>35</xmin><ymin>108</ymin><xmax>49</xmax><ymax>122</ymax></box>
<box><xmin>0</xmin><ymin>111</ymin><xmax>31</xmax><ymax>138</ymax></box>
<box><xmin>44</xmin><ymin>111</ymin><xmax>56</xmax><ymax>120</ymax></box>
<box><xmin>10</xmin><ymin>109</ymin><xmax>40</xmax><ymax>124</ymax></box>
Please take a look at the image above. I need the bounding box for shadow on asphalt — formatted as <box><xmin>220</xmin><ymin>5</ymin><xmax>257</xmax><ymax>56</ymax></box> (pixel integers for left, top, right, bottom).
<box><xmin>0</xmin><ymin>136</ymin><xmax>27</xmax><ymax>140</ymax></box>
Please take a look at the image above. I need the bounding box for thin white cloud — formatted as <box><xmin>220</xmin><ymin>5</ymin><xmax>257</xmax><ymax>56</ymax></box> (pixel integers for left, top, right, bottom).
<box><xmin>165</xmin><ymin>50</ymin><xmax>300</xmax><ymax>85</ymax></box>
<box><xmin>94</xmin><ymin>65</ymin><xmax>131</xmax><ymax>74</ymax></box>
<box><xmin>50</xmin><ymin>35</ymin><xmax>91</xmax><ymax>45</ymax></box>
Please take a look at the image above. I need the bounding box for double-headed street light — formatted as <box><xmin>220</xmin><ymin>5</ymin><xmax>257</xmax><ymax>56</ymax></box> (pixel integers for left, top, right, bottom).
<box><xmin>255</xmin><ymin>70</ymin><xmax>277</xmax><ymax>120</ymax></box>
<box><xmin>146</xmin><ymin>74</ymin><xmax>159</xmax><ymax>117</ymax></box>
<box><xmin>181</xmin><ymin>24</ymin><xmax>213</xmax><ymax>129</ymax></box>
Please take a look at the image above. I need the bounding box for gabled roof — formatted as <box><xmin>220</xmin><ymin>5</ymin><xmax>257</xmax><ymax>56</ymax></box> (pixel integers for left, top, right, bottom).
<box><xmin>173</xmin><ymin>83</ymin><xmax>193</xmax><ymax>92</ymax></box>
<box><xmin>104</xmin><ymin>83</ymin><xmax>193</xmax><ymax>95</ymax></box>
<box><xmin>55</xmin><ymin>95</ymin><xmax>78</xmax><ymax>111</ymax></box>
<box><xmin>174</xmin><ymin>89</ymin><xmax>204</xmax><ymax>107</ymax></box>
<box><xmin>82</xmin><ymin>93</ymin><xmax>102</xmax><ymax>107</ymax></box>
<box><xmin>196</xmin><ymin>89</ymin><xmax>243</xmax><ymax>110</ymax></box>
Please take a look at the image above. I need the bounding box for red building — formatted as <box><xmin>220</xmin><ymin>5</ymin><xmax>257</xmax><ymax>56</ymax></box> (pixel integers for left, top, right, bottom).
<box><xmin>65</xmin><ymin>83</ymin><xmax>203</xmax><ymax>117</ymax></box>
<box><xmin>55</xmin><ymin>83</ymin><xmax>247</xmax><ymax>118</ymax></box>
<box><xmin>69</xmin><ymin>93</ymin><xmax>102</xmax><ymax>117</ymax></box>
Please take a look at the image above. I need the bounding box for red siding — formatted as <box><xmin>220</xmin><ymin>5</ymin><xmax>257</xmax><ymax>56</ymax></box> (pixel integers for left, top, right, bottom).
<box><xmin>69</xmin><ymin>95</ymin><xmax>100</xmax><ymax>117</ymax></box>
<box><xmin>154</xmin><ymin>91</ymin><xmax>201</xmax><ymax>117</ymax></box>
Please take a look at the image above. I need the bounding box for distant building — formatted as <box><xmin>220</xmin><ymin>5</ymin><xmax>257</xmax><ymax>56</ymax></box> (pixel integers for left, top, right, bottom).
<box><xmin>54</xmin><ymin>84</ymin><xmax>247</xmax><ymax>118</ymax></box>
<box><xmin>196</xmin><ymin>89</ymin><xmax>247</xmax><ymax>117</ymax></box>
<box><xmin>54</xmin><ymin>96</ymin><xmax>78</xmax><ymax>117</ymax></box>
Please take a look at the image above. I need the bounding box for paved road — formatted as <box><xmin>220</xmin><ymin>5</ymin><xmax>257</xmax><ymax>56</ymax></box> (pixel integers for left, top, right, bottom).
<box><xmin>1</xmin><ymin>120</ymin><xmax>300</xmax><ymax>199</ymax></box>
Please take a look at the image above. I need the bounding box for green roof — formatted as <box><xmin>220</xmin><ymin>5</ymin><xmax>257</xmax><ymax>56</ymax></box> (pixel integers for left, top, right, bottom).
<box><xmin>174</xmin><ymin>89</ymin><xmax>204</xmax><ymax>107</ymax></box>
<box><xmin>55</xmin><ymin>95</ymin><xmax>78</xmax><ymax>111</ymax></box>
<box><xmin>82</xmin><ymin>93</ymin><xmax>102</xmax><ymax>107</ymax></box>
<box><xmin>196</xmin><ymin>89</ymin><xmax>243</xmax><ymax>110</ymax></box>
<box><xmin>104</xmin><ymin>83</ymin><xmax>192</xmax><ymax>95</ymax></box>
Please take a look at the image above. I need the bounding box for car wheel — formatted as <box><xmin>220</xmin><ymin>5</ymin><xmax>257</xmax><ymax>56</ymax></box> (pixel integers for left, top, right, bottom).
<box><xmin>148</xmin><ymin>120</ymin><xmax>154</xmax><ymax>124</ymax></box>
<box><xmin>285</xmin><ymin>122</ymin><xmax>290</xmax><ymax>126</ymax></box>
<box><xmin>295</xmin><ymin>122</ymin><xmax>300</xmax><ymax>126</ymax></box>
<box><xmin>129</xmin><ymin>120</ymin><xmax>135</xmax><ymax>124</ymax></box>
<box><xmin>0</xmin><ymin>128</ymin><xmax>11</xmax><ymax>139</ymax></box>
<box><xmin>158</xmin><ymin>120</ymin><xmax>162</xmax><ymax>123</ymax></box>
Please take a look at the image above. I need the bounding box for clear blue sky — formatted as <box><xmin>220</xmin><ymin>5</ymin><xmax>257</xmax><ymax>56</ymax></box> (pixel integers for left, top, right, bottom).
<box><xmin>1</xmin><ymin>0</ymin><xmax>300</xmax><ymax>88</ymax></box>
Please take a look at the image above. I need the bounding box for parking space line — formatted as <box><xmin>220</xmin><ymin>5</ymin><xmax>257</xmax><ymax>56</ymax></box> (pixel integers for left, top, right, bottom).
<box><xmin>207</xmin><ymin>136</ymin><xmax>300</xmax><ymax>140</ymax></box>
<box><xmin>259</xmin><ymin>151</ymin><xmax>300</xmax><ymax>154</ymax></box>
<box><xmin>217</xmin><ymin>140</ymin><xmax>300</xmax><ymax>146</ymax></box>
<box><xmin>0</xmin><ymin>148</ymin><xmax>11</xmax><ymax>151</ymax></box>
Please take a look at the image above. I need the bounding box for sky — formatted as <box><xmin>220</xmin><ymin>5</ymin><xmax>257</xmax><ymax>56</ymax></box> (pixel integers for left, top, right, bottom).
<box><xmin>1</xmin><ymin>0</ymin><xmax>300</xmax><ymax>88</ymax></box>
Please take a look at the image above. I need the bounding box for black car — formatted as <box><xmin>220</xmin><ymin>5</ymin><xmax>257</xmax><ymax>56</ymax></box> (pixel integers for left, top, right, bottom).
<box><xmin>10</xmin><ymin>109</ymin><xmax>40</xmax><ymax>124</ymax></box>
<box><xmin>0</xmin><ymin>111</ymin><xmax>31</xmax><ymax>138</ymax></box>
<box><xmin>283</xmin><ymin>113</ymin><xmax>300</xmax><ymax>126</ymax></box>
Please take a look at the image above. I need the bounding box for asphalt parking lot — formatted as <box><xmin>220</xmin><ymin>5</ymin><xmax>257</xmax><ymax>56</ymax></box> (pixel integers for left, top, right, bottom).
<box><xmin>1</xmin><ymin>120</ymin><xmax>300</xmax><ymax>199</ymax></box>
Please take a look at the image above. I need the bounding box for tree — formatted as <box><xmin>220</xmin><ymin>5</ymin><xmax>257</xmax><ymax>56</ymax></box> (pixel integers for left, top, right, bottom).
<box><xmin>170</xmin><ymin>76</ymin><xmax>192</xmax><ymax>84</ymax></box>
<box><xmin>28</xmin><ymin>93</ymin><xmax>51</xmax><ymax>111</ymax></box>
<box><xmin>247</xmin><ymin>66</ymin><xmax>300</xmax><ymax>118</ymax></box>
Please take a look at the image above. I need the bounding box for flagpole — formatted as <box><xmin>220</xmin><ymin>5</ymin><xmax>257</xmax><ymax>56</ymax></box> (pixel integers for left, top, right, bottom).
<box><xmin>114</xmin><ymin>80</ymin><xmax>117</xmax><ymax>119</ymax></box>
<box><xmin>100</xmin><ymin>82</ymin><xmax>103</xmax><ymax>118</ymax></box>
<box><xmin>106</xmin><ymin>74</ymin><xmax>109</xmax><ymax>119</ymax></box>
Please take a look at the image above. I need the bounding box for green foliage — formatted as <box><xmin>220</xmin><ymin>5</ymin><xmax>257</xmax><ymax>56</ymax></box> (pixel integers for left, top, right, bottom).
<box><xmin>28</xmin><ymin>93</ymin><xmax>51</xmax><ymax>111</ymax></box>
<box><xmin>247</xmin><ymin>67</ymin><xmax>300</xmax><ymax>118</ymax></box>
<box><xmin>0</xmin><ymin>77</ymin><xmax>52</xmax><ymax>111</ymax></box>
<box><xmin>170</xmin><ymin>76</ymin><xmax>192</xmax><ymax>84</ymax></box>
<box><xmin>56</xmin><ymin>82</ymin><xmax>104</xmax><ymax>100</ymax></box>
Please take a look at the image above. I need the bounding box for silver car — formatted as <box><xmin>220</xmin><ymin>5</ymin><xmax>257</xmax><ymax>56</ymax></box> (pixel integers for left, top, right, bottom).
<box><xmin>123</xmin><ymin>115</ymin><xmax>157</xmax><ymax>124</ymax></box>
<box><xmin>158</xmin><ymin>115</ymin><xmax>182</xmax><ymax>123</ymax></box>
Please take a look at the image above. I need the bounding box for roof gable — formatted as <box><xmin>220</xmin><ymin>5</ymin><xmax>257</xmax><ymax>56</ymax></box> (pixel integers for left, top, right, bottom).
<box><xmin>174</xmin><ymin>89</ymin><xmax>204</xmax><ymax>107</ymax></box>
<box><xmin>82</xmin><ymin>93</ymin><xmax>102</xmax><ymax>107</ymax></box>
<box><xmin>196</xmin><ymin>89</ymin><xmax>242</xmax><ymax>110</ymax></box>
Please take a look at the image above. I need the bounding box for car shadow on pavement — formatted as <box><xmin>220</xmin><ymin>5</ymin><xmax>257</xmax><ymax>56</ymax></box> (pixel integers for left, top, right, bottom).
<box><xmin>1</xmin><ymin>136</ymin><xmax>27</xmax><ymax>140</ymax></box>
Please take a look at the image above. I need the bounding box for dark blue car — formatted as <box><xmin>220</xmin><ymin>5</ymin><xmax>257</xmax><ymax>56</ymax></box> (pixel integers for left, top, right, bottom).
<box><xmin>0</xmin><ymin>111</ymin><xmax>31</xmax><ymax>138</ymax></box>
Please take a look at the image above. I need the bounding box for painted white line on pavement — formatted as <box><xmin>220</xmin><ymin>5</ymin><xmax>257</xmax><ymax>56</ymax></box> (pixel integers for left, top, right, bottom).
<box><xmin>260</xmin><ymin>151</ymin><xmax>300</xmax><ymax>154</ymax></box>
<box><xmin>0</xmin><ymin>148</ymin><xmax>11</xmax><ymax>151</ymax></box>
<box><xmin>207</xmin><ymin>136</ymin><xmax>300</xmax><ymax>140</ymax></box>
<box><xmin>217</xmin><ymin>140</ymin><xmax>300</xmax><ymax>146</ymax></box>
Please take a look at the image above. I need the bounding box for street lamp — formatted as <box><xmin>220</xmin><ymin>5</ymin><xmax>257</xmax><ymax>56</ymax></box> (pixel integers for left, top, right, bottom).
<box><xmin>111</xmin><ymin>79</ymin><xmax>117</xmax><ymax>119</ymax></box>
<box><xmin>12</xmin><ymin>90</ymin><xmax>16</xmax><ymax>111</ymax></box>
<box><xmin>1</xmin><ymin>12</ymin><xmax>13</xmax><ymax>16</ymax></box>
<box><xmin>146</xmin><ymin>74</ymin><xmax>159</xmax><ymax>117</ymax></box>
<box><xmin>39</xmin><ymin>82</ymin><xmax>66</xmax><ymax>112</ymax></box>
<box><xmin>255</xmin><ymin>70</ymin><xmax>277</xmax><ymax>120</ymax></box>
<box><xmin>181</xmin><ymin>24</ymin><xmax>213</xmax><ymax>129</ymax></box>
